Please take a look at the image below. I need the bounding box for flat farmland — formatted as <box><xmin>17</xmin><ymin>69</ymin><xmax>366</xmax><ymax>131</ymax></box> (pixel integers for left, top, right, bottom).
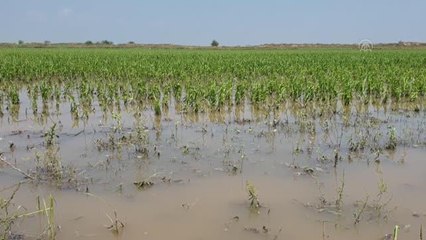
<box><xmin>0</xmin><ymin>48</ymin><xmax>425</xmax><ymax>240</ymax></box>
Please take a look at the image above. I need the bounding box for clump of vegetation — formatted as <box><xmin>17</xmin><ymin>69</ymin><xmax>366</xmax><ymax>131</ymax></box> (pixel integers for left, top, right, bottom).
<box><xmin>385</xmin><ymin>126</ymin><xmax>397</xmax><ymax>150</ymax></box>
<box><xmin>34</xmin><ymin>124</ymin><xmax>63</xmax><ymax>182</ymax></box>
<box><xmin>154</xmin><ymin>100</ymin><xmax>161</xmax><ymax>116</ymax></box>
<box><xmin>44</xmin><ymin>123</ymin><xmax>59</xmax><ymax>147</ymax></box>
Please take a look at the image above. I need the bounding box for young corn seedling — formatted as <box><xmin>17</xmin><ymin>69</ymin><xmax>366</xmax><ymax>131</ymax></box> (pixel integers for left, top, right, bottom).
<box><xmin>42</xmin><ymin>195</ymin><xmax>56</xmax><ymax>240</ymax></box>
<box><xmin>393</xmin><ymin>225</ymin><xmax>399</xmax><ymax>240</ymax></box>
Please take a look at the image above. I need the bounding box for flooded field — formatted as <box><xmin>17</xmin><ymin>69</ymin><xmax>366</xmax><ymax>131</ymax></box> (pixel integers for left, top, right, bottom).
<box><xmin>1</xmin><ymin>88</ymin><xmax>425</xmax><ymax>240</ymax></box>
<box><xmin>1</xmin><ymin>48</ymin><xmax>426</xmax><ymax>239</ymax></box>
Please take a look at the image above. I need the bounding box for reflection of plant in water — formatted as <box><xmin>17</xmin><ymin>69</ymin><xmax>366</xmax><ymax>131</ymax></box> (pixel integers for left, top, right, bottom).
<box><xmin>335</xmin><ymin>171</ymin><xmax>345</xmax><ymax>210</ymax></box>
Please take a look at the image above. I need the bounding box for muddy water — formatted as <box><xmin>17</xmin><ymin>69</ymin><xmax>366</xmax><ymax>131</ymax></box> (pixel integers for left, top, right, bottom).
<box><xmin>0</xmin><ymin>90</ymin><xmax>425</xmax><ymax>240</ymax></box>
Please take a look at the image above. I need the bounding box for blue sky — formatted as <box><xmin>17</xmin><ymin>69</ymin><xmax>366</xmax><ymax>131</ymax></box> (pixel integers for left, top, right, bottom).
<box><xmin>0</xmin><ymin>0</ymin><xmax>424</xmax><ymax>45</ymax></box>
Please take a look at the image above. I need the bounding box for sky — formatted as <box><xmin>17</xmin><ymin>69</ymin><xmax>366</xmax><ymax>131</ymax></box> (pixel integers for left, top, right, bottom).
<box><xmin>0</xmin><ymin>0</ymin><xmax>425</xmax><ymax>46</ymax></box>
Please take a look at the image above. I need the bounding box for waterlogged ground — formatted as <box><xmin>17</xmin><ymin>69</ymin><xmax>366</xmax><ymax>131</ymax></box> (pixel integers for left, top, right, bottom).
<box><xmin>1</xmin><ymin>90</ymin><xmax>426</xmax><ymax>240</ymax></box>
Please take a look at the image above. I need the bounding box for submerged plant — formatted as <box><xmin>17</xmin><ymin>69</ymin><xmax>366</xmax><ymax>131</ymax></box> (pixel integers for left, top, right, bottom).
<box><xmin>44</xmin><ymin>123</ymin><xmax>58</xmax><ymax>147</ymax></box>
<box><xmin>353</xmin><ymin>196</ymin><xmax>369</xmax><ymax>225</ymax></box>
<box><xmin>33</xmin><ymin>123</ymin><xmax>64</xmax><ymax>182</ymax></box>
<box><xmin>42</xmin><ymin>195</ymin><xmax>56</xmax><ymax>240</ymax></box>
<box><xmin>335</xmin><ymin>171</ymin><xmax>345</xmax><ymax>210</ymax></box>
<box><xmin>1</xmin><ymin>188</ymin><xmax>56</xmax><ymax>240</ymax></box>
<box><xmin>385</xmin><ymin>126</ymin><xmax>397</xmax><ymax>150</ymax></box>
<box><xmin>393</xmin><ymin>225</ymin><xmax>399</xmax><ymax>240</ymax></box>
<box><xmin>85</xmin><ymin>193</ymin><xmax>125</xmax><ymax>235</ymax></box>
<box><xmin>154</xmin><ymin>100</ymin><xmax>161</xmax><ymax>116</ymax></box>
<box><xmin>246</xmin><ymin>181</ymin><xmax>261</xmax><ymax>210</ymax></box>
<box><xmin>0</xmin><ymin>183</ymin><xmax>21</xmax><ymax>239</ymax></box>
<box><xmin>106</xmin><ymin>211</ymin><xmax>125</xmax><ymax>234</ymax></box>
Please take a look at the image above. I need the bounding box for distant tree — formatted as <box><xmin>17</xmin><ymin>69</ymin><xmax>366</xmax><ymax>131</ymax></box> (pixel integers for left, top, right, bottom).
<box><xmin>211</xmin><ymin>40</ymin><xmax>219</xmax><ymax>47</ymax></box>
<box><xmin>44</xmin><ymin>40</ymin><xmax>51</xmax><ymax>45</ymax></box>
<box><xmin>101</xmin><ymin>40</ymin><xmax>113</xmax><ymax>45</ymax></box>
<box><xmin>18</xmin><ymin>40</ymin><xmax>24</xmax><ymax>45</ymax></box>
<box><xmin>128</xmin><ymin>41</ymin><xmax>135</xmax><ymax>44</ymax></box>
<box><xmin>85</xmin><ymin>40</ymin><xmax>93</xmax><ymax>45</ymax></box>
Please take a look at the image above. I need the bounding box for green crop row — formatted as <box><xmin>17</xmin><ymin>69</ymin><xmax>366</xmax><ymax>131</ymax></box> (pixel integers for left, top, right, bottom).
<box><xmin>0</xmin><ymin>48</ymin><xmax>425</xmax><ymax>114</ymax></box>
